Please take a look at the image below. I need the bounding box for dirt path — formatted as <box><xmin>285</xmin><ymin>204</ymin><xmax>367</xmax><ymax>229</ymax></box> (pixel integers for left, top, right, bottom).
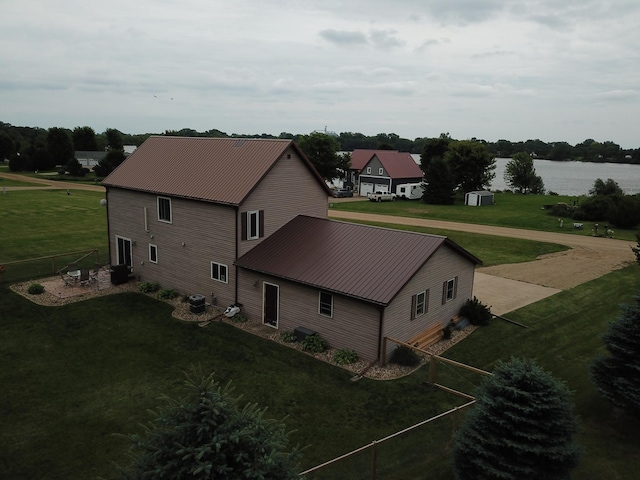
<box><xmin>0</xmin><ymin>172</ymin><xmax>105</xmax><ymax>192</ymax></box>
<box><xmin>328</xmin><ymin>210</ymin><xmax>636</xmax><ymax>291</ymax></box>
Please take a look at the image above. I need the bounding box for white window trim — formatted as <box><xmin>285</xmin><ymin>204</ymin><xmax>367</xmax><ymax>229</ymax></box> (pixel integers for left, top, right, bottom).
<box><xmin>157</xmin><ymin>196</ymin><xmax>172</xmax><ymax>224</ymax></box>
<box><xmin>247</xmin><ymin>210</ymin><xmax>260</xmax><ymax>240</ymax></box>
<box><xmin>319</xmin><ymin>291</ymin><xmax>333</xmax><ymax>318</ymax></box>
<box><xmin>366</xmin><ymin>166</ymin><xmax>371</xmax><ymax>174</ymax></box>
<box><xmin>211</xmin><ymin>261</ymin><xmax>228</xmax><ymax>283</ymax></box>
<box><xmin>378</xmin><ymin>167</ymin><xmax>384</xmax><ymax>175</ymax></box>
<box><xmin>149</xmin><ymin>244</ymin><xmax>158</xmax><ymax>264</ymax></box>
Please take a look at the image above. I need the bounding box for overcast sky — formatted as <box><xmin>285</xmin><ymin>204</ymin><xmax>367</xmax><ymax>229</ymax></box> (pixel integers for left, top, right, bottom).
<box><xmin>2</xmin><ymin>0</ymin><xmax>639</xmax><ymax>148</ymax></box>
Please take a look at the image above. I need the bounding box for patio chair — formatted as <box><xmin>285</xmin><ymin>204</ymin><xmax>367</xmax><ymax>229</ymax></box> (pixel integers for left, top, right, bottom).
<box><xmin>67</xmin><ymin>262</ymin><xmax>79</xmax><ymax>273</ymax></box>
<box><xmin>79</xmin><ymin>268</ymin><xmax>90</xmax><ymax>287</ymax></box>
<box><xmin>59</xmin><ymin>270</ymin><xmax>72</xmax><ymax>287</ymax></box>
<box><xmin>90</xmin><ymin>262</ymin><xmax>102</xmax><ymax>282</ymax></box>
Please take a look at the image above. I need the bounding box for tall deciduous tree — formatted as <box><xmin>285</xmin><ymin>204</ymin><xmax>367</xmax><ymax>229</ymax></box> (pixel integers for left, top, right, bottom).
<box><xmin>46</xmin><ymin>127</ymin><xmax>74</xmax><ymax>166</ymax></box>
<box><xmin>119</xmin><ymin>369</ymin><xmax>301</xmax><ymax>480</ymax></box>
<box><xmin>105</xmin><ymin>128</ymin><xmax>124</xmax><ymax>151</ymax></box>
<box><xmin>452</xmin><ymin>358</ymin><xmax>581</xmax><ymax>480</ymax></box>
<box><xmin>419</xmin><ymin>133</ymin><xmax>451</xmax><ymax>173</ymax></box>
<box><xmin>504</xmin><ymin>152</ymin><xmax>545</xmax><ymax>193</ymax></box>
<box><xmin>445</xmin><ymin>140</ymin><xmax>495</xmax><ymax>193</ymax></box>
<box><xmin>72</xmin><ymin>126</ymin><xmax>98</xmax><ymax>151</ymax></box>
<box><xmin>589</xmin><ymin>178</ymin><xmax>623</xmax><ymax>197</ymax></box>
<box><xmin>591</xmin><ymin>291</ymin><xmax>640</xmax><ymax>415</ymax></box>
<box><xmin>298</xmin><ymin>132</ymin><xmax>347</xmax><ymax>181</ymax></box>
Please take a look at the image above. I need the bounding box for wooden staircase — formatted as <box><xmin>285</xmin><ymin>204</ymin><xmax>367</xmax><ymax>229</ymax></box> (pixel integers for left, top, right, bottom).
<box><xmin>407</xmin><ymin>323</ymin><xmax>444</xmax><ymax>350</ymax></box>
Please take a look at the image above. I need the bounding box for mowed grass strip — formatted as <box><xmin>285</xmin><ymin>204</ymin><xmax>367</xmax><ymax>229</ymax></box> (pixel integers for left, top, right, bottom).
<box><xmin>330</xmin><ymin>193</ymin><xmax>639</xmax><ymax>241</ymax></box>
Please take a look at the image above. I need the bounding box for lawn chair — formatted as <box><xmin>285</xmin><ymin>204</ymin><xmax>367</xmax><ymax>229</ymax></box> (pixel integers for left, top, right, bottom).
<box><xmin>79</xmin><ymin>268</ymin><xmax>90</xmax><ymax>287</ymax></box>
<box><xmin>59</xmin><ymin>270</ymin><xmax>73</xmax><ymax>287</ymax></box>
<box><xmin>90</xmin><ymin>262</ymin><xmax>102</xmax><ymax>283</ymax></box>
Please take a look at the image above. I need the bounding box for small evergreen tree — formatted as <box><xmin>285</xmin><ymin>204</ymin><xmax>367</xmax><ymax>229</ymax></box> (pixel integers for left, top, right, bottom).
<box><xmin>591</xmin><ymin>291</ymin><xmax>640</xmax><ymax>415</ymax></box>
<box><xmin>118</xmin><ymin>368</ymin><xmax>301</xmax><ymax>479</ymax></box>
<box><xmin>452</xmin><ymin>358</ymin><xmax>581</xmax><ymax>480</ymax></box>
<box><xmin>632</xmin><ymin>232</ymin><xmax>640</xmax><ymax>265</ymax></box>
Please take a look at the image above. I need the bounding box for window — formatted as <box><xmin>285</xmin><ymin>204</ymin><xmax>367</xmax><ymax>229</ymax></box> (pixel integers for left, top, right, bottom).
<box><xmin>411</xmin><ymin>290</ymin><xmax>429</xmax><ymax>319</ymax></box>
<box><xmin>366</xmin><ymin>166</ymin><xmax>371</xmax><ymax>174</ymax></box>
<box><xmin>378</xmin><ymin>167</ymin><xmax>384</xmax><ymax>175</ymax></box>
<box><xmin>319</xmin><ymin>291</ymin><xmax>333</xmax><ymax>317</ymax></box>
<box><xmin>157</xmin><ymin>196</ymin><xmax>172</xmax><ymax>223</ymax></box>
<box><xmin>211</xmin><ymin>262</ymin><xmax>228</xmax><ymax>283</ymax></box>
<box><xmin>442</xmin><ymin>277</ymin><xmax>458</xmax><ymax>303</ymax></box>
<box><xmin>241</xmin><ymin>210</ymin><xmax>264</xmax><ymax>240</ymax></box>
<box><xmin>149</xmin><ymin>244</ymin><xmax>158</xmax><ymax>264</ymax></box>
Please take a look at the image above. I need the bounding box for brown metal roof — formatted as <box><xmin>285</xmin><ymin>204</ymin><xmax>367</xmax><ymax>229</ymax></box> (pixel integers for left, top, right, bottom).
<box><xmin>235</xmin><ymin>216</ymin><xmax>481</xmax><ymax>306</ymax></box>
<box><xmin>374</xmin><ymin>151</ymin><xmax>424</xmax><ymax>179</ymax></box>
<box><xmin>103</xmin><ymin>136</ymin><xmax>332</xmax><ymax>205</ymax></box>
<box><xmin>350</xmin><ymin>149</ymin><xmax>383</xmax><ymax>170</ymax></box>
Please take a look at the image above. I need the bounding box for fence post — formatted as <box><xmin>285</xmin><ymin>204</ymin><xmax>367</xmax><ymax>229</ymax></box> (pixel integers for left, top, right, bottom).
<box><xmin>429</xmin><ymin>355</ymin><xmax>437</xmax><ymax>384</ymax></box>
<box><xmin>370</xmin><ymin>440</ymin><xmax>377</xmax><ymax>480</ymax></box>
<box><xmin>380</xmin><ymin>338</ymin><xmax>387</xmax><ymax>367</ymax></box>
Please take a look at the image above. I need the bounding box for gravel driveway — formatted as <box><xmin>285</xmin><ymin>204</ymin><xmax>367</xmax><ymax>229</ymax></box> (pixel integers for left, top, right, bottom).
<box><xmin>328</xmin><ymin>210</ymin><xmax>636</xmax><ymax>314</ymax></box>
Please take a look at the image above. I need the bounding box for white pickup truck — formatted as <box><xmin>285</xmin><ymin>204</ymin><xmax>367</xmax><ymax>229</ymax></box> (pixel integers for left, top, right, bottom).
<box><xmin>367</xmin><ymin>191</ymin><xmax>396</xmax><ymax>202</ymax></box>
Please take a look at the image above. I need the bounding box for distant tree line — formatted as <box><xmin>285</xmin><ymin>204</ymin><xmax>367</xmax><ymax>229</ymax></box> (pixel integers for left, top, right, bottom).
<box><xmin>2</xmin><ymin>122</ymin><xmax>639</xmax><ymax>179</ymax></box>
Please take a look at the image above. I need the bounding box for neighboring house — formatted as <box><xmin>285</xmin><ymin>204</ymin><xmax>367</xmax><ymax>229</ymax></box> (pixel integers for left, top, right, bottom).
<box><xmin>348</xmin><ymin>150</ymin><xmax>424</xmax><ymax>196</ymax></box>
<box><xmin>103</xmin><ymin>136</ymin><xmax>481</xmax><ymax>363</ymax></box>
<box><xmin>75</xmin><ymin>151</ymin><xmax>107</xmax><ymax>167</ymax></box>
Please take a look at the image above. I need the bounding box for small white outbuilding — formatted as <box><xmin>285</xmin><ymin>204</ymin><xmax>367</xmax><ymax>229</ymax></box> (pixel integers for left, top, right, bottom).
<box><xmin>465</xmin><ymin>191</ymin><xmax>494</xmax><ymax>206</ymax></box>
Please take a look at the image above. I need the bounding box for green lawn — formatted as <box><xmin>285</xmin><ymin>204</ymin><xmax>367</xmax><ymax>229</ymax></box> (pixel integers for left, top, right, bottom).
<box><xmin>2</xmin><ymin>187</ymin><xmax>640</xmax><ymax>479</ymax></box>
<box><xmin>0</xmin><ymin>177</ymin><xmax>42</xmax><ymax>187</ymax></box>
<box><xmin>0</xmin><ymin>189</ymin><xmax>108</xmax><ymax>266</ymax></box>
<box><xmin>330</xmin><ymin>193</ymin><xmax>639</xmax><ymax>241</ymax></box>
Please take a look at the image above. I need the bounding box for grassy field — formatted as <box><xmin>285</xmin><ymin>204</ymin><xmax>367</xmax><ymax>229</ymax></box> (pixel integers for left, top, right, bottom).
<box><xmin>0</xmin><ymin>189</ymin><xmax>108</xmax><ymax>265</ymax></box>
<box><xmin>2</xmin><ymin>186</ymin><xmax>640</xmax><ymax>479</ymax></box>
<box><xmin>330</xmin><ymin>193</ymin><xmax>639</xmax><ymax>241</ymax></box>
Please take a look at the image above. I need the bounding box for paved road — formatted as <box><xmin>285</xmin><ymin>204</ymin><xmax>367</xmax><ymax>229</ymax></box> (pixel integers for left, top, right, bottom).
<box><xmin>0</xmin><ymin>172</ymin><xmax>105</xmax><ymax>192</ymax></box>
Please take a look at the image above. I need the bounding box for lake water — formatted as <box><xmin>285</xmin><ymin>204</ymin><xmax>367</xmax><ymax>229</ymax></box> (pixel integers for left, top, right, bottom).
<box><xmin>490</xmin><ymin>158</ymin><xmax>640</xmax><ymax>196</ymax></box>
<box><xmin>410</xmin><ymin>155</ymin><xmax>640</xmax><ymax>196</ymax></box>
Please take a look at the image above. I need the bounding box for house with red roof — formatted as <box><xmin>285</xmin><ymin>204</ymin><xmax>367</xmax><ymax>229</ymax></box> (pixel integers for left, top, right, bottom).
<box><xmin>348</xmin><ymin>149</ymin><xmax>424</xmax><ymax>197</ymax></box>
<box><xmin>103</xmin><ymin>137</ymin><xmax>480</xmax><ymax>362</ymax></box>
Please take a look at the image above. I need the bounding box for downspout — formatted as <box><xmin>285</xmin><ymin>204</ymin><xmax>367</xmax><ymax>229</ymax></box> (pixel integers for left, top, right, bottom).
<box><xmin>104</xmin><ymin>186</ymin><xmax>112</xmax><ymax>266</ymax></box>
<box><xmin>377</xmin><ymin>305</ymin><xmax>385</xmax><ymax>365</ymax></box>
<box><xmin>234</xmin><ymin>205</ymin><xmax>241</xmax><ymax>304</ymax></box>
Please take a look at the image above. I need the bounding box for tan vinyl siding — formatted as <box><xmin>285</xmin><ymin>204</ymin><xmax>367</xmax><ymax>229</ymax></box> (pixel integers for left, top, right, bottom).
<box><xmin>107</xmin><ymin>188</ymin><xmax>237</xmax><ymax>306</ymax></box>
<box><xmin>383</xmin><ymin>245</ymin><xmax>476</xmax><ymax>353</ymax></box>
<box><xmin>237</xmin><ymin>270</ymin><xmax>381</xmax><ymax>360</ymax></box>
<box><xmin>238</xmin><ymin>147</ymin><xmax>328</xmax><ymax>256</ymax></box>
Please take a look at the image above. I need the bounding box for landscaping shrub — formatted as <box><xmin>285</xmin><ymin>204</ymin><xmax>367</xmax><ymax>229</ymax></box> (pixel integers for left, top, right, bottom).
<box><xmin>302</xmin><ymin>334</ymin><xmax>329</xmax><ymax>353</ymax></box>
<box><xmin>139</xmin><ymin>281</ymin><xmax>161</xmax><ymax>293</ymax></box>
<box><xmin>157</xmin><ymin>288</ymin><xmax>179</xmax><ymax>300</ymax></box>
<box><xmin>280</xmin><ymin>331</ymin><xmax>297</xmax><ymax>343</ymax></box>
<box><xmin>27</xmin><ymin>283</ymin><xmax>44</xmax><ymax>295</ymax></box>
<box><xmin>333</xmin><ymin>348</ymin><xmax>359</xmax><ymax>365</ymax></box>
<box><xmin>459</xmin><ymin>296</ymin><xmax>492</xmax><ymax>326</ymax></box>
<box><xmin>229</xmin><ymin>314</ymin><xmax>247</xmax><ymax>323</ymax></box>
<box><xmin>389</xmin><ymin>345</ymin><xmax>421</xmax><ymax>367</ymax></box>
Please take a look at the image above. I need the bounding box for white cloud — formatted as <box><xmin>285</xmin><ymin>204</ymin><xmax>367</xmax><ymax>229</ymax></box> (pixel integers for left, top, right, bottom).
<box><xmin>0</xmin><ymin>0</ymin><xmax>639</xmax><ymax>148</ymax></box>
